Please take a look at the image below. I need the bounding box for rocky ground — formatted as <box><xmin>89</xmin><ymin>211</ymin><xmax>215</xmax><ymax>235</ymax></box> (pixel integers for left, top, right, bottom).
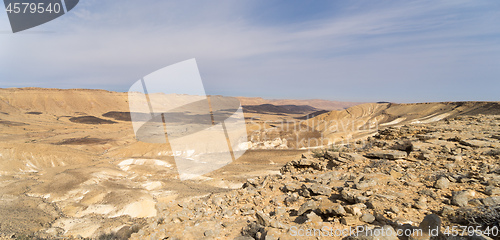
<box><xmin>124</xmin><ymin>115</ymin><xmax>500</xmax><ymax>240</ymax></box>
<box><xmin>2</xmin><ymin>115</ymin><xmax>499</xmax><ymax>239</ymax></box>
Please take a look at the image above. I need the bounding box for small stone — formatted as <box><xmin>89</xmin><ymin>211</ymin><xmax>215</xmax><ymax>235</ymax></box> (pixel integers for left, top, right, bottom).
<box><xmin>356</xmin><ymin>179</ymin><xmax>377</xmax><ymax>190</ymax></box>
<box><xmin>366</xmin><ymin>200</ymin><xmax>385</xmax><ymax>211</ymax></box>
<box><xmin>298</xmin><ymin>158</ymin><xmax>314</xmax><ymax>166</ymax></box>
<box><xmin>460</xmin><ymin>139</ymin><xmax>491</xmax><ymax>148</ymax></box>
<box><xmin>340</xmin><ymin>152</ymin><xmax>364</xmax><ymax>162</ymax></box>
<box><xmin>283</xmin><ymin>183</ymin><xmax>300</xmax><ymax>192</ymax></box>
<box><xmin>306</xmin><ymin>211</ymin><xmax>323</xmax><ymax>224</ymax></box>
<box><xmin>482</xmin><ymin>196</ymin><xmax>500</xmax><ymax>206</ymax></box>
<box><xmin>451</xmin><ymin>191</ymin><xmax>469</xmax><ymax>207</ymax></box>
<box><xmin>365</xmin><ymin>150</ymin><xmax>408</xmax><ymax>160</ymax></box>
<box><xmin>340</xmin><ymin>216</ymin><xmax>359</xmax><ymax>225</ymax></box>
<box><xmin>298</xmin><ymin>187</ymin><xmax>311</xmax><ymax>198</ymax></box>
<box><xmin>308</xmin><ymin>183</ymin><xmax>332</xmax><ymax>196</ymax></box>
<box><xmin>419</xmin><ymin>214</ymin><xmax>441</xmax><ymax>233</ymax></box>
<box><xmin>390</xmin><ymin>206</ymin><xmax>400</xmax><ymax>214</ymax></box>
<box><xmin>264</xmin><ymin>228</ymin><xmax>280</xmax><ymax>240</ymax></box>
<box><xmin>414</xmin><ymin>197</ymin><xmax>427</xmax><ymax>210</ymax></box>
<box><xmin>204</xmin><ymin>230</ymin><xmax>215</xmax><ymax>237</ymax></box>
<box><xmin>298</xmin><ymin>200</ymin><xmax>316</xmax><ymax>216</ymax></box>
<box><xmin>469</xmin><ymin>198</ymin><xmax>483</xmax><ymax>207</ymax></box>
<box><xmin>345</xmin><ymin>206</ymin><xmax>362</xmax><ymax>216</ymax></box>
<box><xmin>316</xmin><ymin>198</ymin><xmax>346</xmax><ymax>216</ymax></box>
<box><xmin>360</xmin><ymin>213</ymin><xmax>375</xmax><ymax>223</ymax></box>
<box><xmin>485</xmin><ymin>186</ymin><xmax>500</xmax><ymax>196</ymax></box>
<box><xmin>416</xmin><ymin>134</ymin><xmax>437</xmax><ymax>141</ymax></box>
<box><xmin>440</xmin><ymin>205</ymin><xmax>455</xmax><ymax>217</ymax></box>
<box><xmin>434</xmin><ymin>177</ymin><xmax>450</xmax><ymax>189</ymax></box>
<box><xmin>256</xmin><ymin>211</ymin><xmax>272</xmax><ymax>227</ymax></box>
<box><xmin>341</xmin><ymin>189</ymin><xmax>362</xmax><ymax>203</ymax></box>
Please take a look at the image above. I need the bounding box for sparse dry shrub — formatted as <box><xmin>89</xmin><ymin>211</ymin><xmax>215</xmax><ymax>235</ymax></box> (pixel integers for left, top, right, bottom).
<box><xmin>453</xmin><ymin>204</ymin><xmax>500</xmax><ymax>229</ymax></box>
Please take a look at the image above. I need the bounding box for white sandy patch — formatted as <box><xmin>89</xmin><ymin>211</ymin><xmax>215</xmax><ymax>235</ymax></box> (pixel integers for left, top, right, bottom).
<box><xmin>117</xmin><ymin>158</ymin><xmax>172</xmax><ymax>172</ymax></box>
<box><xmin>411</xmin><ymin>113</ymin><xmax>450</xmax><ymax>124</ymax></box>
<box><xmin>142</xmin><ymin>181</ymin><xmax>162</xmax><ymax>190</ymax></box>
<box><xmin>52</xmin><ymin>218</ymin><xmax>101</xmax><ymax>238</ymax></box>
<box><xmin>380</xmin><ymin>117</ymin><xmax>405</xmax><ymax>126</ymax></box>
<box><xmin>110</xmin><ymin>196</ymin><xmax>157</xmax><ymax>218</ymax></box>
<box><xmin>75</xmin><ymin>204</ymin><xmax>115</xmax><ymax>217</ymax></box>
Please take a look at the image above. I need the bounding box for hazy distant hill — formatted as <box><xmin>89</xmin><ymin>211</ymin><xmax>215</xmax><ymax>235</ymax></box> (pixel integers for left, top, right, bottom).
<box><xmin>242</xmin><ymin>104</ymin><xmax>318</xmax><ymax>115</ymax></box>
<box><xmin>236</xmin><ymin>97</ymin><xmax>363</xmax><ymax>111</ymax></box>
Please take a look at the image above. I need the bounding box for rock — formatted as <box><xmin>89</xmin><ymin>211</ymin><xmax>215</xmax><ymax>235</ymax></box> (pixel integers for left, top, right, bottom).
<box><xmin>256</xmin><ymin>211</ymin><xmax>272</xmax><ymax>227</ymax></box>
<box><xmin>440</xmin><ymin>205</ymin><xmax>455</xmax><ymax>217</ymax></box>
<box><xmin>316</xmin><ymin>198</ymin><xmax>346</xmax><ymax>216</ymax></box>
<box><xmin>345</xmin><ymin>203</ymin><xmax>366</xmax><ymax>216</ymax></box>
<box><xmin>340</xmin><ymin>216</ymin><xmax>359</xmax><ymax>225</ymax></box>
<box><xmin>366</xmin><ymin>200</ymin><xmax>385</xmax><ymax>211</ymax></box>
<box><xmin>419</xmin><ymin>214</ymin><xmax>441</xmax><ymax>233</ymax></box>
<box><xmin>204</xmin><ymin>230</ymin><xmax>215</xmax><ymax>237</ymax></box>
<box><xmin>283</xmin><ymin>183</ymin><xmax>301</xmax><ymax>192</ymax></box>
<box><xmin>485</xmin><ymin>149</ymin><xmax>500</xmax><ymax>156</ymax></box>
<box><xmin>264</xmin><ymin>228</ymin><xmax>280</xmax><ymax>240</ymax></box>
<box><xmin>305</xmin><ymin>211</ymin><xmax>323</xmax><ymax>224</ymax></box>
<box><xmin>451</xmin><ymin>191</ymin><xmax>469</xmax><ymax>207</ymax></box>
<box><xmin>434</xmin><ymin>177</ymin><xmax>450</xmax><ymax>189</ymax></box>
<box><xmin>390</xmin><ymin>206</ymin><xmax>400</xmax><ymax>214</ymax></box>
<box><xmin>341</xmin><ymin>189</ymin><xmax>363</xmax><ymax>203</ymax></box>
<box><xmin>298</xmin><ymin>158</ymin><xmax>314</xmax><ymax>166</ymax></box>
<box><xmin>452</xmin><ymin>191</ymin><xmax>469</xmax><ymax>207</ymax></box>
<box><xmin>340</xmin><ymin>152</ymin><xmax>364</xmax><ymax>162</ymax></box>
<box><xmin>482</xmin><ymin>196</ymin><xmax>500</xmax><ymax>206</ymax></box>
<box><xmin>308</xmin><ymin>183</ymin><xmax>332</xmax><ymax>196</ymax></box>
<box><xmin>460</xmin><ymin>139</ymin><xmax>492</xmax><ymax>148</ymax></box>
<box><xmin>298</xmin><ymin>187</ymin><xmax>311</xmax><ymax>198</ymax></box>
<box><xmin>365</xmin><ymin>150</ymin><xmax>408</xmax><ymax>160</ymax></box>
<box><xmin>356</xmin><ymin>179</ymin><xmax>377</xmax><ymax>190</ymax></box>
<box><xmin>485</xmin><ymin>186</ymin><xmax>500</xmax><ymax>196</ymax></box>
<box><xmin>346</xmin><ymin>206</ymin><xmax>362</xmax><ymax>216</ymax></box>
<box><xmin>284</xmin><ymin>193</ymin><xmax>299</xmax><ymax>206</ymax></box>
<box><xmin>414</xmin><ymin>197</ymin><xmax>428</xmax><ymax>210</ymax></box>
<box><xmin>360</xmin><ymin>213</ymin><xmax>375</xmax><ymax>223</ymax></box>
<box><xmin>297</xmin><ymin>200</ymin><xmax>316</xmax><ymax>216</ymax></box>
<box><xmin>416</xmin><ymin>134</ymin><xmax>438</xmax><ymax>141</ymax></box>
<box><xmin>486</xmin><ymin>175</ymin><xmax>500</xmax><ymax>187</ymax></box>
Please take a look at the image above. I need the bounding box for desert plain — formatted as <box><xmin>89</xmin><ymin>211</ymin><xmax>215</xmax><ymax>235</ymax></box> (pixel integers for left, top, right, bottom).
<box><xmin>0</xmin><ymin>88</ymin><xmax>499</xmax><ymax>239</ymax></box>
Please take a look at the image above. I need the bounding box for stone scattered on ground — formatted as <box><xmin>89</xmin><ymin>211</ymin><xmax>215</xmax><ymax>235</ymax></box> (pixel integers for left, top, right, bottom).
<box><xmin>12</xmin><ymin>115</ymin><xmax>499</xmax><ymax>239</ymax></box>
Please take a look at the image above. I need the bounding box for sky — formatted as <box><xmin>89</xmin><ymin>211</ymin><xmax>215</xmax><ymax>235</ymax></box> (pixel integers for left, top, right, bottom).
<box><xmin>1</xmin><ymin>0</ymin><xmax>499</xmax><ymax>103</ymax></box>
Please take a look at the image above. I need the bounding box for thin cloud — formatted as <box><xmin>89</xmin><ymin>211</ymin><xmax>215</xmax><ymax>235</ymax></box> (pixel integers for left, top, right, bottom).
<box><xmin>0</xmin><ymin>0</ymin><xmax>498</xmax><ymax>102</ymax></box>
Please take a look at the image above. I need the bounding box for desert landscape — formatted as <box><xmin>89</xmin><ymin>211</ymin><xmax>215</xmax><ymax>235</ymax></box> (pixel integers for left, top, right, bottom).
<box><xmin>0</xmin><ymin>88</ymin><xmax>499</xmax><ymax>239</ymax></box>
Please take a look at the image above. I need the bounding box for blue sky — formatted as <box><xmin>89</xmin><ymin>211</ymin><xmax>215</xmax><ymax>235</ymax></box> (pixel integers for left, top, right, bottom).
<box><xmin>1</xmin><ymin>0</ymin><xmax>499</xmax><ymax>102</ymax></box>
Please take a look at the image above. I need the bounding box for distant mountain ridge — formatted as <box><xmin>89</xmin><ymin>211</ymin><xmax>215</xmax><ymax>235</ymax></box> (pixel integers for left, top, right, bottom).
<box><xmin>242</xmin><ymin>104</ymin><xmax>317</xmax><ymax>115</ymax></box>
<box><xmin>0</xmin><ymin>88</ymin><xmax>362</xmax><ymax>115</ymax></box>
<box><xmin>236</xmin><ymin>96</ymin><xmax>363</xmax><ymax>111</ymax></box>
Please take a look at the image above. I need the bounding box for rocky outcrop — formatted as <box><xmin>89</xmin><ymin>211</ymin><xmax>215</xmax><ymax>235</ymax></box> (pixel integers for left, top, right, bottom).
<box><xmin>125</xmin><ymin>114</ymin><xmax>500</xmax><ymax>240</ymax></box>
